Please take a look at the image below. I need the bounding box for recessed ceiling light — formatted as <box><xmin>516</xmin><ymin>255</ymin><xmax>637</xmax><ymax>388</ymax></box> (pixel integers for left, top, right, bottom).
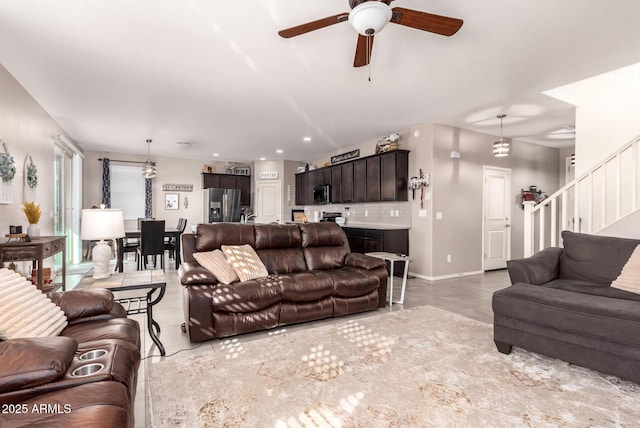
<box><xmin>212</xmin><ymin>153</ymin><xmax>219</xmax><ymax>157</ymax></box>
<box><xmin>276</xmin><ymin>149</ymin><xmax>283</xmax><ymax>154</ymax></box>
<box><xmin>303</xmin><ymin>137</ymin><xmax>312</xmax><ymax>142</ymax></box>
<box><xmin>260</xmin><ymin>157</ymin><xmax>266</xmax><ymax>161</ymax></box>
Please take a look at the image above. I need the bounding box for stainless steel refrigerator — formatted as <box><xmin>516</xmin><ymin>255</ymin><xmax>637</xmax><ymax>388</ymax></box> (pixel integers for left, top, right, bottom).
<box><xmin>203</xmin><ymin>188</ymin><xmax>242</xmax><ymax>223</ymax></box>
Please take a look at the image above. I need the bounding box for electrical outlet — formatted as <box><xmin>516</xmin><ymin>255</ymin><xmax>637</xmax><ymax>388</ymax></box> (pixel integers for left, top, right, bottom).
<box><xmin>390</xmin><ymin>209</ymin><xmax>395</xmax><ymax>217</ymax></box>
<box><xmin>365</xmin><ymin>210</ymin><xmax>368</xmax><ymax>217</ymax></box>
<box><xmin>447</xmin><ymin>254</ymin><xmax>452</xmax><ymax>263</ymax></box>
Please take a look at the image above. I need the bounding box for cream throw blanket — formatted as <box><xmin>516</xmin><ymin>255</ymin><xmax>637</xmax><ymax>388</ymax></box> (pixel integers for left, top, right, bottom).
<box><xmin>0</xmin><ymin>268</ymin><xmax>67</xmax><ymax>340</ymax></box>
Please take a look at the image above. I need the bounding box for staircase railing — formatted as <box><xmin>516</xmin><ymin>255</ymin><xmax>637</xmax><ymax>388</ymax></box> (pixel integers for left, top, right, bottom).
<box><xmin>524</xmin><ymin>135</ymin><xmax>640</xmax><ymax>257</ymax></box>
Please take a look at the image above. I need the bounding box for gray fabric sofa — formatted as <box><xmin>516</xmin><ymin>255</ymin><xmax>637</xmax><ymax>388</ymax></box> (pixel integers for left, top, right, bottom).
<box><xmin>492</xmin><ymin>231</ymin><xmax>640</xmax><ymax>383</ymax></box>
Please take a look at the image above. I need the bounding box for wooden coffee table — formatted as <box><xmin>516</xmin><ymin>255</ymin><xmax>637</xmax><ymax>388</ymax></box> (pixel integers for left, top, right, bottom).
<box><xmin>77</xmin><ymin>270</ymin><xmax>166</xmax><ymax>356</ymax></box>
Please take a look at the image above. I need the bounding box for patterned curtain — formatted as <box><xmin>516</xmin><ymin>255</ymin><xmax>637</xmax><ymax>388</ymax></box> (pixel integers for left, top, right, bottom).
<box><xmin>101</xmin><ymin>158</ymin><xmax>111</xmax><ymax>208</ymax></box>
<box><xmin>145</xmin><ymin>178</ymin><xmax>152</xmax><ymax>218</ymax></box>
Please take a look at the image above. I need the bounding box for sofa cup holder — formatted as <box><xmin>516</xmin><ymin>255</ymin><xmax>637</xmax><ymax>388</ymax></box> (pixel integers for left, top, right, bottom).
<box><xmin>71</xmin><ymin>363</ymin><xmax>105</xmax><ymax>377</ymax></box>
<box><xmin>78</xmin><ymin>349</ymin><xmax>108</xmax><ymax>361</ymax></box>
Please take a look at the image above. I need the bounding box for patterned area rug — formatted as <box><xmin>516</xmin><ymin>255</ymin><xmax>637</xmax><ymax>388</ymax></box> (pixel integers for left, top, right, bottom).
<box><xmin>147</xmin><ymin>306</ymin><xmax>640</xmax><ymax>427</ymax></box>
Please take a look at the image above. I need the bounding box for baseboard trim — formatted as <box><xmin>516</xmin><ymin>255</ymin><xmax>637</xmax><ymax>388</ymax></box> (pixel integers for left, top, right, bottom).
<box><xmin>409</xmin><ymin>270</ymin><xmax>484</xmax><ymax>282</ymax></box>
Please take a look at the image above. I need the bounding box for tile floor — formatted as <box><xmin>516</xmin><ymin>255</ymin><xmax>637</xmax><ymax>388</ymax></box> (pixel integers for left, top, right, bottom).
<box><xmin>67</xmin><ymin>258</ymin><xmax>512</xmax><ymax>427</ymax></box>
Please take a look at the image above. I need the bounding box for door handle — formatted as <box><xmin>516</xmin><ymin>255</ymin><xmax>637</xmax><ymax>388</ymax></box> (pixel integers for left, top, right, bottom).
<box><xmin>505</xmin><ymin>224</ymin><xmax>511</xmax><ymax>228</ymax></box>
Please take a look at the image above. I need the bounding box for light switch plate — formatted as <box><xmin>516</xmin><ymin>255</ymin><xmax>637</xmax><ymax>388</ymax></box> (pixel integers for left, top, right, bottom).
<box><xmin>418</xmin><ymin>209</ymin><xmax>427</xmax><ymax>217</ymax></box>
<box><xmin>436</xmin><ymin>211</ymin><xmax>443</xmax><ymax>220</ymax></box>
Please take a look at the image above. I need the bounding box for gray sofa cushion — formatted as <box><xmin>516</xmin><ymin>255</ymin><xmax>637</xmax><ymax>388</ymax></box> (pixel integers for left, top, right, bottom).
<box><xmin>543</xmin><ymin>279</ymin><xmax>640</xmax><ymax>302</ymax></box>
<box><xmin>558</xmin><ymin>231</ymin><xmax>640</xmax><ymax>284</ymax></box>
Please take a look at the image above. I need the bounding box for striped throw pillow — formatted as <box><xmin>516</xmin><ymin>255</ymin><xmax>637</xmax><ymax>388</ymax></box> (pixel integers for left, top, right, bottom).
<box><xmin>193</xmin><ymin>249</ymin><xmax>239</xmax><ymax>285</ymax></box>
<box><xmin>611</xmin><ymin>245</ymin><xmax>640</xmax><ymax>294</ymax></box>
<box><xmin>221</xmin><ymin>244</ymin><xmax>269</xmax><ymax>282</ymax></box>
<box><xmin>0</xmin><ymin>268</ymin><xmax>68</xmax><ymax>340</ymax></box>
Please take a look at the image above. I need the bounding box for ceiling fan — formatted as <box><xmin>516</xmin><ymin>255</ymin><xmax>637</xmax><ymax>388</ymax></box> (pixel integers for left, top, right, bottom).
<box><xmin>278</xmin><ymin>0</ymin><xmax>463</xmax><ymax>67</ymax></box>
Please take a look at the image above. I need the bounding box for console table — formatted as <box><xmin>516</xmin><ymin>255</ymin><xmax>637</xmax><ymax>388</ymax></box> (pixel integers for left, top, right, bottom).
<box><xmin>0</xmin><ymin>236</ymin><xmax>66</xmax><ymax>291</ymax></box>
<box><xmin>365</xmin><ymin>252</ymin><xmax>411</xmax><ymax>306</ymax></box>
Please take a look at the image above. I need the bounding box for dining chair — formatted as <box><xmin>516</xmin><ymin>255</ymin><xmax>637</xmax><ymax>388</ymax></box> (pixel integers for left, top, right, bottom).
<box><xmin>164</xmin><ymin>217</ymin><xmax>187</xmax><ymax>260</ymax></box>
<box><xmin>137</xmin><ymin>220</ymin><xmax>165</xmax><ymax>271</ymax></box>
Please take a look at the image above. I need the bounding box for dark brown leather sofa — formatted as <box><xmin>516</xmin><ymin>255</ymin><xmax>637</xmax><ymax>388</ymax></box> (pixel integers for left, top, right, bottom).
<box><xmin>0</xmin><ymin>288</ymin><xmax>140</xmax><ymax>427</ymax></box>
<box><xmin>179</xmin><ymin>222</ymin><xmax>388</xmax><ymax>342</ymax></box>
<box><xmin>493</xmin><ymin>231</ymin><xmax>640</xmax><ymax>383</ymax></box>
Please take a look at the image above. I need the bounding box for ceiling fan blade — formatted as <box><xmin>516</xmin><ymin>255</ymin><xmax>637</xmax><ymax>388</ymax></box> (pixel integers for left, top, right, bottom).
<box><xmin>354</xmin><ymin>34</ymin><xmax>374</xmax><ymax>67</ymax></box>
<box><xmin>278</xmin><ymin>13</ymin><xmax>348</xmax><ymax>38</ymax></box>
<box><xmin>391</xmin><ymin>7</ymin><xmax>463</xmax><ymax>36</ymax></box>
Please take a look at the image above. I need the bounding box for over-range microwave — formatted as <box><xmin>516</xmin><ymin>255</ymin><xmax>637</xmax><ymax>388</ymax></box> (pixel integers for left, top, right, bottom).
<box><xmin>313</xmin><ymin>184</ymin><xmax>330</xmax><ymax>204</ymax></box>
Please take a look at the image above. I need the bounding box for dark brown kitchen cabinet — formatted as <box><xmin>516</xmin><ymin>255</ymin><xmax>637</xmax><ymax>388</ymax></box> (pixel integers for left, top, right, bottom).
<box><xmin>331</xmin><ymin>165</ymin><xmax>342</xmax><ymax>203</ymax></box>
<box><xmin>293</xmin><ymin>149</ymin><xmax>409</xmax><ymax>205</ymax></box>
<box><xmin>366</xmin><ymin>156</ymin><xmax>380</xmax><ymax>201</ymax></box>
<box><xmin>202</xmin><ymin>173</ymin><xmax>251</xmax><ymax>206</ymax></box>
<box><xmin>352</xmin><ymin>159</ymin><xmax>367</xmax><ymax>202</ymax></box>
<box><xmin>202</xmin><ymin>173</ymin><xmax>221</xmax><ymax>189</ymax></box>
<box><xmin>381</xmin><ymin>150</ymin><xmax>409</xmax><ymax>201</ymax></box>
<box><xmin>220</xmin><ymin>174</ymin><xmax>237</xmax><ymax>190</ymax></box>
<box><xmin>295</xmin><ymin>172</ymin><xmax>307</xmax><ymax>205</ymax></box>
<box><xmin>343</xmin><ymin>227</ymin><xmax>409</xmax><ymax>257</ymax></box>
<box><xmin>341</xmin><ymin>162</ymin><xmax>353</xmax><ymax>203</ymax></box>
<box><xmin>236</xmin><ymin>176</ymin><xmax>251</xmax><ymax>206</ymax></box>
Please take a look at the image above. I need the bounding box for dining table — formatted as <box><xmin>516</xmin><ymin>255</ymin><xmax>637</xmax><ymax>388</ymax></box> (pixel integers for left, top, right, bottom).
<box><xmin>116</xmin><ymin>226</ymin><xmax>182</xmax><ymax>272</ymax></box>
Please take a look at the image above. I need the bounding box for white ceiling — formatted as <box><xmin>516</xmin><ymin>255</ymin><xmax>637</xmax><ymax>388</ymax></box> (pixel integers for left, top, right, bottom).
<box><xmin>1</xmin><ymin>0</ymin><xmax>640</xmax><ymax>162</ymax></box>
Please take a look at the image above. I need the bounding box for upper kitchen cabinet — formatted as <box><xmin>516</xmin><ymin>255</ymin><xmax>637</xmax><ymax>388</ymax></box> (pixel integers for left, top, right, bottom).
<box><xmin>202</xmin><ymin>173</ymin><xmax>252</xmax><ymax>206</ymax></box>
<box><xmin>294</xmin><ymin>149</ymin><xmax>409</xmax><ymax>205</ymax></box>
<box><xmin>380</xmin><ymin>150</ymin><xmax>409</xmax><ymax>201</ymax></box>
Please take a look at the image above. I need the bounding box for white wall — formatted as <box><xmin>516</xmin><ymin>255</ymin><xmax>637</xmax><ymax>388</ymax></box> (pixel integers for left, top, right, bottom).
<box><xmin>0</xmin><ymin>64</ymin><xmax>79</xmax><ymax>245</ymax></box>
<box><xmin>545</xmin><ymin>66</ymin><xmax>640</xmax><ymax>176</ymax></box>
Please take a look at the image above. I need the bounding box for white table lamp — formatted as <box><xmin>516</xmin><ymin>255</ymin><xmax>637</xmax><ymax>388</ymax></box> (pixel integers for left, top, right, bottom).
<box><xmin>81</xmin><ymin>208</ymin><xmax>125</xmax><ymax>279</ymax></box>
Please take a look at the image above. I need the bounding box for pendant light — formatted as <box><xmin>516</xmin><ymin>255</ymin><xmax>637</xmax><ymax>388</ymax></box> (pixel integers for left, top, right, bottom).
<box><xmin>142</xmin><ymin>139</ymin><xmax>157</xmax><ymax>179</ymax></box>
<box><xmin>493</xmin><ymin>114</ymin><xmax>510</xmax><ymax>158</ymax></box>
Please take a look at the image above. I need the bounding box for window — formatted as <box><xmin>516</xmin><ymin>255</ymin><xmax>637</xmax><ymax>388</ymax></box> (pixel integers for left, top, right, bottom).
<box><xmin>110</xmin><ymin>164</ymin><xmax>145</xmax><ymax>219</ymax></box>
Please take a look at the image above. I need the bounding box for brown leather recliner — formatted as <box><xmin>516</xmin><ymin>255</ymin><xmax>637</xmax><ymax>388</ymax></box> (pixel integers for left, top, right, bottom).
<box><xmin>179</xmin><ymin>222</ymin><xmax>389</xmax><ymax>342</ymax></box>
<box><xmin>0</xmin><ymin>288</ymin><xmax>140</xmax><ymax>428</ymax></box>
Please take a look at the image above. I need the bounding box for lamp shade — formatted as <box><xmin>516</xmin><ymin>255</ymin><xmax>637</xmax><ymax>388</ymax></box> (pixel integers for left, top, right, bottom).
<box><xmin>348</xmin><ymin>1</ymin><xmax>392</xmax><ymax>36</ymax></box>
<box><xmin>81</xmin><ymin>208</ymin><xmax>125</xmax><ymax>240</ymax></box>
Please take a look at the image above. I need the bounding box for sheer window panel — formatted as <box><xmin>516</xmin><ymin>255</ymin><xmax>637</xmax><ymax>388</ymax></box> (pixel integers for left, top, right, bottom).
<box><xmin>110</xmin><ymin>164</ymin><xmax>145</xmax><ymax>220</ymax></box>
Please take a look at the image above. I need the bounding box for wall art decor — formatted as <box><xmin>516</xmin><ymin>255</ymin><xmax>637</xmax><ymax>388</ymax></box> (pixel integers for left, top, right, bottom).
<box><xmin>23</xmin><ymin>153</ymin><xmax>38</xmax><ymax>202</ymax></box>
<box><xmin>0</xmin><ymin>141</ymin><xmax>16</xmax><ymax>204</ymax></box>
<box><xmin>165</xmin><ymin>193</ymin><xmax>179</xmax><ymax>210</ymax></box>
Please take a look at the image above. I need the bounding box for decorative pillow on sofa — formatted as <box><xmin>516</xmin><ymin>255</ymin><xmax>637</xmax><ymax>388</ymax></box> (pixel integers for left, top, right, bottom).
<box><xmin>0</xmin><ymin>268</ymin><xmax>68</xmax><ymax>340</ymax></box>
<box><xmin>193</xmin><ymin>249</ymin><xmax>239</xmax><ymax>285</ymax></box>
<box><xmin>221</xmin><ymin>244</ymin><xmax>269</xmax><ymax>282</ymax></box>
<box><xmin>611</xmin><ymin>245</ymin><xmax>640</xmax><ymax>294</ymax></box>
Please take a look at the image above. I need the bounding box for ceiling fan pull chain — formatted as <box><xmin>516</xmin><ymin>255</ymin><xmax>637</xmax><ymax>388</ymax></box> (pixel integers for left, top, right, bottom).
<box><xmin>367</xmin><ymin>35</ymin><xmax>372</xmax><ymax>84</ymax></box>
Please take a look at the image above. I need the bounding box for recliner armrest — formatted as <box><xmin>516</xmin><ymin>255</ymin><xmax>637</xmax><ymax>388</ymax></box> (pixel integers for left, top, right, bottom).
<box><xmin>506</xmin><ymin>247</ymin><xmax>563</xmax><ymax>285</ymax></box>
<box><xmin>179</xmin><ymin>262</ymin><xmax>218</xmax><ymax>286</ymax></box>
<box><xmin>0</xmin><ymin>336</ymin><xmax>77</xmax><ymax>394</ymax></box>
<box><xmin>48</xmin><ymin>289</ymin><xmax>115</xmax><ymax>322</ymax></box>
<box><xmin>344</xmin><ymin>253</ymin><xmax>386</xmax><ymax>270</ymax></box>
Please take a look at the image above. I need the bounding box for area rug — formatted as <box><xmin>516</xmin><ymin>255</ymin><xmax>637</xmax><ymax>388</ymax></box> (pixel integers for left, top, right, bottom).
<box><xmin>147</xmin><ymin>306</ymin><xmax>640</xmax><ymax>427</ymax></box>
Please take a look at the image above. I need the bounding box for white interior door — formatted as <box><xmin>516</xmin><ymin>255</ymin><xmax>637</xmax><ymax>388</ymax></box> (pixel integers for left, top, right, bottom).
<box><xmin>256</xmin><ymin>181</ymin><xmax>281</xmax><ymax>224</ymax></box>
<box><xmin>483</xmin><ymin>166</ymin><xmax>512</xmax><ymax>270</ymax></box>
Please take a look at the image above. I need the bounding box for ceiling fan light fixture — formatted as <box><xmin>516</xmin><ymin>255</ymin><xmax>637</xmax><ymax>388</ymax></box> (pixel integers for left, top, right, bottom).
<box><xmin>348</xmin><ymin>1</ymin><xmax>392</xmax><ymax>36</ymax></box>
<box><xmin>142</xmin><ymin>139</ymin><xmax>157</xmax><ymax>179</ymax></box>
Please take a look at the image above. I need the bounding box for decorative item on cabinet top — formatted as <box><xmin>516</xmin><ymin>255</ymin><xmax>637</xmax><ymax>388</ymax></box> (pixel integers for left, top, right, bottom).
<box><xmin>162</xmin><ymin>184</ymin><xmax>193</xmax><ymax>192</ymax></box>
<box><xmin>234</xmin><ymin>167</ymin><xmax>251</xmax><ymax>176</ymax></box>
<box><xmin>375</xmin><ymin>132</ymin><xmax>400</xmax><ymax>154</ymax></box>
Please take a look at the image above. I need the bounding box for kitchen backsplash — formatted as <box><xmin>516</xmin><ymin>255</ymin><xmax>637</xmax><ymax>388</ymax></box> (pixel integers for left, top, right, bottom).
<box><xmin>303</xmin><ymin>201</ymin><xmax>411</xmax><ymax>227</ymax></box>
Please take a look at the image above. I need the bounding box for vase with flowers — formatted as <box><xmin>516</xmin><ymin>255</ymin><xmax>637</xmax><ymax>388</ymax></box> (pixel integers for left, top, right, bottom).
<box><xmin>23</xmin><ymin>201</ymin><xmax>42</xmax><ymax>237</ymax></box>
